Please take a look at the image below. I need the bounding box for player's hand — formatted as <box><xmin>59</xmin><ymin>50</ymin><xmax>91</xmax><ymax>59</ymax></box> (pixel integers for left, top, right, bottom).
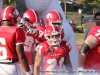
<box><xmin>26</xmin><ymin>71</ymin><xmax>32</xmax><ymax>75</ymax></box>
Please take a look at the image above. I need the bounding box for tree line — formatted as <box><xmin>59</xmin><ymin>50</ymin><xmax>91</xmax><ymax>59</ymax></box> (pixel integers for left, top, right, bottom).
<box><xmin>3</xmin><ymin>0</ymin><xmax>100</xmax><ymax>12</ymax></box>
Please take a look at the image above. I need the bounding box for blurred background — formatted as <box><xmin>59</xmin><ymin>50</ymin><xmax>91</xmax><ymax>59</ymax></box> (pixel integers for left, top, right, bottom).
<box><xmin>3</xmin><ymin>0</ymin><xmax>100</xmax><ymax>44</ymax></box>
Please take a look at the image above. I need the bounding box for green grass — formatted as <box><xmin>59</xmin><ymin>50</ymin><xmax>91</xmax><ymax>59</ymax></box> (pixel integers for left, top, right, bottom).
<box><xmin>67</xmin><ymin>12</ymin><xmax>88</xmax><ymax>25</ymax></box>
<box><xmin>67</xmin><ymin>12</ymin><xmax>86</xmax><ymax>44</ymax></box>
<box><xmin>74</xmin><ymin>32</ymin><xmax>85</xmax><ymax>44</ymax></box>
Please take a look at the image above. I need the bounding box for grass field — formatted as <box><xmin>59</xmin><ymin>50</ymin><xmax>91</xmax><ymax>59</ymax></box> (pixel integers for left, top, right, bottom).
<box><xmin>67</xmin><ymin>12</ymin><xmax>87</xmax><ymax>44</ymax></box>
<box><xmin>67</xmin><ymin>12</ymin><xmax>85</xmax><ymax>44</ymax></box>
<box><xmin>67</xmin><ymin>12</ymin><xmax>87</xmax><ymax>25</ymax></box>
<box><xmin>74</xmin><ymin>32</ymin><xmax>85</xmax><ymax>44</ymax></box>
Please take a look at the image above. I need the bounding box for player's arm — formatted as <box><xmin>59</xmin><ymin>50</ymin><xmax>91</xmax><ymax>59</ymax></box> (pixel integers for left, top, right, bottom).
<box><xmin>32</xmin><ymin>45</ymin><xmax>36</xmax><ymax>65</ymax></box>
<box><xmin>16</xmin><ymin>28</ymin><xmax>31</xmax><ymax>75</ymax></box>
<box><xmin>64</xmin><ymin>54</ymin><xmax>73</xmax><ymax>75</ymax></box>
<box><xmin>34</xmin><ymin>51</ymin><xmax>42</xmax><ymax>75</ymax></box>
<box><xmin>78</xmin><ymin>35</ymin><xmax>98</xmax><ymax>68</ymax></box>
<box><xmin>16</xmin><ymin>44</ymin><xmax>31</xmax><ymax>75</ymax></box>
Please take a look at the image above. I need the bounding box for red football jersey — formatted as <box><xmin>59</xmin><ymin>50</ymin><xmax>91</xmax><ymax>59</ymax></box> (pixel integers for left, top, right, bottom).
<box><xmin>37</xmin><ymin>25</ymin><xmax>46</xmax><ymax>42</ymax></box>
<box><xmin>36</xmin><ymin>40</ymin><xmax>71</xmax><ymax>74</ymax></box>
<box><xmin>61</xmin><ymin>29</ymin><xmax>64</xmax><ymax>39</ymax></box>
<box><xmin>24</xmin><ymin>32</ymin><xmax>36</xmax><ymax>65</ymax></box>
<box><xmin>84</xmin><ymin>26</ymin><xmax>100</xmax><ymax>70</ymax></box>
<box><xmin>0</xmin><ymin>26</ymin><xmax>25</xmax><ymax>60</ymax></box>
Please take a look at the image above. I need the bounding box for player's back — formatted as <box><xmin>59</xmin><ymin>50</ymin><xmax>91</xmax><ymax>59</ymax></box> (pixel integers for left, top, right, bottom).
<box><xmin>0</xmin><ymin>26</ymin><xmax>22</xmax><ymax>60</ymax></box>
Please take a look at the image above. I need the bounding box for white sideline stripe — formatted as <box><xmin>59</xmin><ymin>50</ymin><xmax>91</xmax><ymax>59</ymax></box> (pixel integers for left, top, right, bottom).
<box><xmin>0</xmin><ymin>59</ymin><xmax>13</xmax><ymax>62</ymax></box>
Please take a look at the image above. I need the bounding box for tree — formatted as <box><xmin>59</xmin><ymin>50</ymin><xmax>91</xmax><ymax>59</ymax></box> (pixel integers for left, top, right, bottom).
<box><xmin>3</xmin><ymin>0</ymin><xmax>16</xmax><ymax>7</ymax></box>
<box><xmin>82</xmin><ymin>0</ymin><xmax>100</xmax><ymax>13</ymax></box>
<box><xmin>96</xmin><ymin>0</ymin><xmax>100</xmax><ymax>3</ymax></box>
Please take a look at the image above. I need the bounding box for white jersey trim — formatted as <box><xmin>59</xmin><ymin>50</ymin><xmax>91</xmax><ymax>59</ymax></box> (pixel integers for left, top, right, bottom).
<box><xmin>0</xmin><ymin>59</ymin><xmax>13</xmax><ymax>63</ymax></box>
<box><xmin>16</xmin><ymin>42</ymin><xmax>24</xmax><ymax>45</ymax></box>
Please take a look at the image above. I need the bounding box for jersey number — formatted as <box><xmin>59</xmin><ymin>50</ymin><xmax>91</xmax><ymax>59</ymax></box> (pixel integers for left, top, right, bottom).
<box><xmin>38</xmin><ymin>30</ymin><xmax>44</xmax><ymax>37</ymax></box>
<box><xmin>46</xmin><ymin>57</ymin><xmax>64</xmax><ymax>74</ymax></box>
<box><xmin>36</xmin><ymin>45</ymin><xmax>43</xmax><ymax>53</ymax></box>
<box><xmin>24</xmin><ymin>36</ymin><xmax>34</xmax><ymax>52</ymax></box>
<box><xmin>0</xmin><ymin>38</ymin><xmax>7</xmax><ymax>60</ymax></box>
<box><xmin>95</xmin><ymin>29</ymin><xmax>100</xmax><ymax>39</ymax></box>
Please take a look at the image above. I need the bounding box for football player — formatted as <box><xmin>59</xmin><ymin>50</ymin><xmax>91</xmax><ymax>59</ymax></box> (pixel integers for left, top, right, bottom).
<box><xmin>18</xmin><ymin>9</ymin><xmax>41</xmax><ymax>75</ymax></box>
<box><xmin>34</xmin><ymin>25</ymin><xmax>73</xmax><ymax>75</ymax></box>
<box><xmin>78</xmin><ymin>12</ymin><xmax>100</xmax><ymax>75</ymax></box>
<box><xmin>0</xmin><ymin>6</ymin><xmax>31</xmax><ymax>75</ymax></box>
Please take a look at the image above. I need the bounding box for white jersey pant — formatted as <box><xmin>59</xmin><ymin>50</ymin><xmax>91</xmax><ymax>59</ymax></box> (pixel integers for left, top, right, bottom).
<box><xmin>0</xmin><ymin>62</ymin><xmax>21</xmax><ymax>75</ymax></box>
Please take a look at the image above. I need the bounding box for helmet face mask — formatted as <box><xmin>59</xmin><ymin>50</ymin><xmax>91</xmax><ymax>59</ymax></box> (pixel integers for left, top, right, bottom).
<box><xmin>47</xmin><ymin>33</ymin><xmax>61</xmax><ymax>47</ymax></box>
<box><xmin>52</xmin><ymin>21</ymin><xmax>63</xmax><ymax>31</ymax></box>
<box><xmin>26</xmin><ymin>22</ymin><xmax>40</xmax><ymax>34</ymax></box>
<box><xmin>52</xmin><ymin>22</ymin><xmax>62</xmax><ymax>25</ymax></box>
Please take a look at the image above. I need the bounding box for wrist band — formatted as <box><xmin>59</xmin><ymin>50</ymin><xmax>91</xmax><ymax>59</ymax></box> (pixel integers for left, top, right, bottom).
<box><xmin>26</xmin><ymin>71</ymin><xmax>31</xmax><ymax>75</ymax></box>
<box><xmin>78</xmin><ymin>67</ymin><xmax>83</xmax><ymax>71</ymax></box>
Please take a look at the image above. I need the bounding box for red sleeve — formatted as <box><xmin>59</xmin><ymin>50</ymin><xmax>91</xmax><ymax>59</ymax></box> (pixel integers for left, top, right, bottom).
<box><xmin>16</xmin><ymin>27</ymin><xmax>26</xmax><ymax>44</ymax></box>
<box><xmin>61</xmin><ymin>29</ymin><xmax>64</xmax><ymax>39</ymax></box>
<box><xmin>60</xmin><ymin>40</ymin><xmax>71</xmax><ymax>54</ymax></box>
<box><xmin>36</xmin><ymin>42</ymin><xmax>48</xmax><ymax>56</ymax></box>
<box><xmin>36</xmin><ymin>44</ymin><xmax>43</xmax><ymax>53</ymax></box>
<box><xmin>88</xmin><ymin>26</ymin><xmax>100</xmax><ymax>44</ymax></box>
